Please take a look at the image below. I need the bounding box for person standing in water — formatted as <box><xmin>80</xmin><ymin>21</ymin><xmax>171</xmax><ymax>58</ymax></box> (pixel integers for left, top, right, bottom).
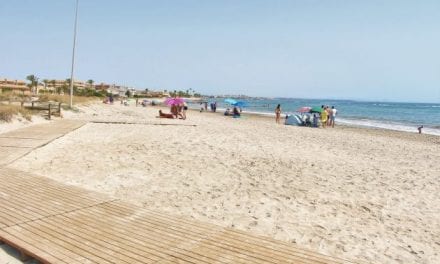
<box><xmin>275</xmin><ymin>104</ymin><xmax>282</xmax><ymax>124</ymax></box>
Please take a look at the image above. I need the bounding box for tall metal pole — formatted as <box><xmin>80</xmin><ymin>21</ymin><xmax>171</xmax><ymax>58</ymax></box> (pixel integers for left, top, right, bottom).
<box><xmin>69</xmin><ymin>0</ymin><xmax>79</xmax><ymax>108</ymax></box>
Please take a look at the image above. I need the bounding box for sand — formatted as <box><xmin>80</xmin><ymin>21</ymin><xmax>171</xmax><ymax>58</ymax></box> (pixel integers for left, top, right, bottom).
<box><xmin>0</xmin><ymin>115</ymin><xmax>48</xmax><ymax>134</ymax></box>
<box><xmin>5</xmin><ymin>103</ymin><xmax>440</xmax><ymax>263</ymax></box>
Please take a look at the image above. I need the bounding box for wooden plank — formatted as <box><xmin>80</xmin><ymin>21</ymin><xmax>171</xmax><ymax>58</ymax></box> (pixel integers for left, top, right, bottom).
<box><xmin>58</xmin><ymin>206</ymin><xmax>227</xmax><ymax>264</ymax></box>
<box><xmin>97</xmin><ymin>203</ymin><xmax>295</xmax><ymax>264</ymax></box>
<box><xmin>2</xmin><ymin>226</ymin><xmax>85</xmax><ymax>264</ymax></box>
<box><xmin>45</xmin><ymin>215</ymin><xmax>159</xmax><ymax>263</ymax></box>
<box><xmin>0</xmin><ymin>168</ymin><xmax>111</xmax><ymax>205</ymax></box>
<box><xmin>0</xmin><ymin>177</ymin><xmax>92</xmax><ymax>217</ymax></box>
<box><xmin>0</xmin><ymin>228</ymin><xmax>66</xmax><ymax>264</ymax></box>
<box><xmin>0</xmin><ymin>120</ymin><xmax>86</xmax><ymax>140</ymax></box>
<box><xmin>0</xmin><ymin>178</ymin><xmax>98</xmax><ymax>214</ymax></box>
<box><xmin>0</xmin><ymin>203</ymin><xmax>30</xmax><ymax>227</ymax></box>
<box><xmin>13</xmin><ymin>222</ymin><xmax>114</xmax><ymax>264</ymax></box>
<box><xmin>89</xmin><ymin>203</ymin><xmax>295</xmax><ymax>264</ymax></box>
<box><xmin>106</xmin><ymin>202</ymin><xmax>347</xmax><ymax>264</ymax></box>
<box><xmin>26</xmin><ymin>219</ymin><xmax>135</xmax><ymax>264</ymax></box>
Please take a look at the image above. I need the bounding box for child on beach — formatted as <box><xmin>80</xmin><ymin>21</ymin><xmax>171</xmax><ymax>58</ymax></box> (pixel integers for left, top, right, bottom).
<box><xmin>182</xmin><ymin>102</ymin><xmax>188</xmax><ymax>120</ymax></box>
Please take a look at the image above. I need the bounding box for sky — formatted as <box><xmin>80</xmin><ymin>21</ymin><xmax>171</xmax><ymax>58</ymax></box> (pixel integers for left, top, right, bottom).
<box><xmin>0</xmin><ymin>0</ymin><xmax>439</xmax><ymax>103</ymax></box>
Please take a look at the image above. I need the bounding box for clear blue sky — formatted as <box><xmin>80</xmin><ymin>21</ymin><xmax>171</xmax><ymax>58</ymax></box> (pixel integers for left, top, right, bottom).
<box><xmin>1</xmin><ymin>0</ymin><xmax>439</xmax><ymax>103</ymax></box>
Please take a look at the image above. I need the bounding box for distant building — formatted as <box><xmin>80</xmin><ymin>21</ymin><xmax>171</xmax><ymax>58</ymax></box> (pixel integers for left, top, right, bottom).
<box><xmin>46</xmin><ymin>80</ymin><xmax>88</xmax><ymax>90</ymax></box>
<box><xmin>137</xmin><ymin>90</ymin><xmax>170</xmax><ymax>97</ymax></box>
<box><xmin>96</xmin><ymin>83</ymin><xmax>137</xmax><ymax>97</ymax></box>
<box><xmin>0</xmin><ymin>78</ymin><xmax>30</xmax><ymax>93</ymax></box>
<box><xmin>115</xmin><ymin>86</ymin><xmax>137</xmax><ymax>97</ymax></box>
<box><xmin>94</xmin><ymin>83</ymin><xmax>111</xmax><ymax>91</ymax></box>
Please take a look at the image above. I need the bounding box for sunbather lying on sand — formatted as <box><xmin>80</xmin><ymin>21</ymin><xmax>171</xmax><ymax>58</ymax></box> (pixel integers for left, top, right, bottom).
<box><xmin>157</xmin><ymin>110</ymin><xmax>175</xmax><ymax>119</ymax></box>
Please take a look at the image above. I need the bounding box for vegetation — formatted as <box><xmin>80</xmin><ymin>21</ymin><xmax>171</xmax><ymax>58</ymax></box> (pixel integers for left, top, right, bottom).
<box><xmin>74</xmin><ymin>88</ymin><xmax>106</xmax><ymax>97</ymax></box>
<box><xmin>169</xmin><ymin>88</ymin><xmax>201</xmax><ymax>97</ymax></box>
<box><xmin>26</xmin><ymin>74</ymin><xmax>38</xmax><ymax>93</ymax></box>
<box><xmin>0</xmin><ymin>104</ymin><xmax>32</xmax><ymax>122</ymax></box>
<box><xmin>0</xmin><ymin>92</ymin><xmax>29</xmax><ymax>102</ymax></box>
<box><xmin>38</xmin><ymin>94</ymin><xmax>99</xmax><ymax>105</ymax></box>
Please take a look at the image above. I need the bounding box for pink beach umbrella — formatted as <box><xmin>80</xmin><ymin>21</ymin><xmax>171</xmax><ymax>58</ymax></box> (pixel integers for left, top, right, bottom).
<box><xmin>296</xmin><ymin>106</ymin><xmax>312</xmax><ymax>113</ymax></box>
<box><xmin>164</xmin><ymin>97</ymin><xmax>185</xmax><ymax>106</ymax></box>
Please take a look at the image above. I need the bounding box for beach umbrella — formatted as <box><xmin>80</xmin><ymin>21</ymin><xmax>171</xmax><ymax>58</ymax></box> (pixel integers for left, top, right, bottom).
<box><xmin>224</xmin><ymin>98</ymin><xmax>237</xmax><ymax>105</ymax></box>
<box><xmin>233</xmin><ymin>101</ymin><xmax>248</xmax><ymax>108</ymax></box>
<box><xmin>165</xmin><ymin>97</ymin><xmax>185</xmax><ymax>106</ymax></box>
<box><xmin>296</xmin><ymin>106</ymin><xmax>311</xmax><ymax>113</ymax></box>
<box><xmin>310</xmin><ymin>106</ymin><xmax>323</xmax><ymax>113</ymax></box>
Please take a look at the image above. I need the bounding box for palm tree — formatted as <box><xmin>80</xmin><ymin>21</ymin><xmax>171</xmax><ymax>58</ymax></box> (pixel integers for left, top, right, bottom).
<box><xmin>42</xmin><ymin>79</ymin><xmax>49</xmax><ymax>88</ymax></box>
<box><xmin>26</xmin><ymin>75</ymin><xmax>38</xmax><ymax>94</ymax></box>
<box><xmin>87</xmin><ymin>79</ymin><xmax>94</xmax><ymax>89</ymax></box>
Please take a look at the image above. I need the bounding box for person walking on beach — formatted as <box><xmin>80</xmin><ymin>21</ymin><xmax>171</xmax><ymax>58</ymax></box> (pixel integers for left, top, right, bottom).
<box><xmin>418</xmin><ymin>125</ymin><xmax>423</xmax><ymax>134</ymax></box>
<box><xmin>275</xmin><ymin>104</ymin><xmax>282</xmax><ymax>124</ymax></box>
<box><xmin>330</xmin><ymin>106</ymin><xmax>337</xmax><ymax>128</ymax></box>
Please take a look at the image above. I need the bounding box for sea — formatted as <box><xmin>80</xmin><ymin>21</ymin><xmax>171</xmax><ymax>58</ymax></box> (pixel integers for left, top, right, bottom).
<box><xmin>189</xmin><ymin>98</ymin><xmax>440</xmax><ymax>136</ymax></box>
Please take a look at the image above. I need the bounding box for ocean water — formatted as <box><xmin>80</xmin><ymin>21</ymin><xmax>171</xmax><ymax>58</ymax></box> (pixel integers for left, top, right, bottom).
<box><xmin>191</xmin><ymin>98</ymin><xmax>440</xmax><ymax>135</ymax></box>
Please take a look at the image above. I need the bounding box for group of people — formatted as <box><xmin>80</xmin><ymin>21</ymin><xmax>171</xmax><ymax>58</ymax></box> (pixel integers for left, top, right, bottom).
<box><xmin>276</xmin><ymin>104</ymin><xmax>338</xmax><ymax>128</ymax></box>
<box><xmin>319</xmin><ymin>105</ymin><xmax>337</xmax><ymax>128</ymax></box>
<box><xmin>157</xmin><ymin>103</ymin><xmax>188</xmax><ymax>119</ymax></box>
<box><xmin>102</xmin><ymin>95</ymin><xmax>114</xmax><ymax>104</ymax></box>
<box><xmin>224</xmin><ymin>106</ymin><xmax>241</xmax><ymax>117</ymax></box>
<box><xmin>199</xmin><ymin>101</ymin><xmax>218</xmax><ymax>112</ymax></box>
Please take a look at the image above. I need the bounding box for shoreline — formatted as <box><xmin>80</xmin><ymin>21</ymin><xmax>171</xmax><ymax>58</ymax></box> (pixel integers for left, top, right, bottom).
<box><xmin>184</xmin><ymin>100</ymin><xmax>440</xmax><ymax>136</ymax></box>
<box><xmin>183</xmin><ymin>106</ymin><xmax>440</xmax><ymax>138</ymax></box>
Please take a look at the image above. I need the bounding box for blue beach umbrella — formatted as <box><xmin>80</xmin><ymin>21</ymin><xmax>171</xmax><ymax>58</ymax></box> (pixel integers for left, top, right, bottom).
<box><xmin>224</xmin><ymin>98</ymin><xmax>237</xmax><ymax>105</ymax></box>
<box><xmin>233</xmin><ymin>101</ymin><xmax>248</xmax><ymax>108</ymax></box>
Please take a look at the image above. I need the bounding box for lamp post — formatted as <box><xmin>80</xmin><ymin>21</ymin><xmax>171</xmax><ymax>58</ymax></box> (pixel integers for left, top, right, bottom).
<box><xmin>69</xmin><ymin>0</ymin><xmax>79</xmax><ymax>108</ymax></box>
<box><xmin>34</xmin><ymin>77</ymin><xmax>39</xmax><ymax>95</ymax></box>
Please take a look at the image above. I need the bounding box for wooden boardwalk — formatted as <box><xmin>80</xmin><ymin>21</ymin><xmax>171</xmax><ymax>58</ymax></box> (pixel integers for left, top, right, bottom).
<box><xmin>0</xmin><ymin>120</ymin><xmax>86</xmax><ymax>165</ymax></box>
<box><xmin>0</xmin><ymin>120</ymin><xmax>354</xmax><ymax>264</ymax></box>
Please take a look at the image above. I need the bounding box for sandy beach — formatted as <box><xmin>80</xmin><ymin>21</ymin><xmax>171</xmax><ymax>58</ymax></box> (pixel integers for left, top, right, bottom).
<box><xmin>0</xmin><ymin>115</ymin><xmax>48</xmax><ymax>135</ymax></box>
<box><xmin>4</xmin><ymin>103</ymin><xmax>440</xmax><ymax>263</ymax></box>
